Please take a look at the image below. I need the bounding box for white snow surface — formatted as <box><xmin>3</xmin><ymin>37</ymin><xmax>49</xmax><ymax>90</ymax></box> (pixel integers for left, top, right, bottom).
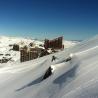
<box><xmin>0</xmin><ymin>35</ymin><xmax>98</xmax><ymax>98</ymax></box>
<box><xmin>0</xmin><ymin>36</ymin><xmax>44</xmax><ymax>62</ymax></box>
<box><xmin>63</xmin><ymin>40</ymin><xmax>79</xmax><ymax>48</ymax></box>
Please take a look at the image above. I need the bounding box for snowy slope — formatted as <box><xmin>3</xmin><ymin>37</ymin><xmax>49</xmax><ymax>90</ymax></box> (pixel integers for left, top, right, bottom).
<box><xmin>0</xmin><ymin>35</ymin><xmax>98</xmax><ymax>98</ymax></box>
<box><xmin>0</xmin><ymin>36</ymin><xmax>44</xmax><ymax>63</ymax></box>
<box><xmin>0</xmin><ymin>36</ymin><xmax>77</xmax><ymax>63</ymax></box>
<box><xmin>63</xmin><ymin>40</ymin><xmax>79</xmax><ymax>48</ymax></box>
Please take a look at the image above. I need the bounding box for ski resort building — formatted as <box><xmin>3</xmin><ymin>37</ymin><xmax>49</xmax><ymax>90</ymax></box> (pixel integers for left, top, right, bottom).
<box><xmin>20</xmin><ymin>48</ymin><xmax>39</xmax><ymax>62</ymax></box>
<box><xmin>44</xmin><ymin>36</ymin><xmax>64</xmax><ymax>49</ymax></box>
<box><xmin>12</xmin><ymin>44</ymin><xmax>20</xmax><ymax>51</ymax></box>
<box><xmin>20</xmin><ymin>47</ymin><xmax>50</xmax><ymax>62</ymax></box>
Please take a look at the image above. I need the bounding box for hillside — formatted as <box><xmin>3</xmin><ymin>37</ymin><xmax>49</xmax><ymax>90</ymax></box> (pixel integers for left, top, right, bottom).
<box><xmin>0</xmin><ymin>35</ymin><xmax>98</xmax><ymax>98</ymax></box>
<box><xmin>0</xmin><ymin>36</ymin><xmax>77</xmax><ymax>64</ymax></box>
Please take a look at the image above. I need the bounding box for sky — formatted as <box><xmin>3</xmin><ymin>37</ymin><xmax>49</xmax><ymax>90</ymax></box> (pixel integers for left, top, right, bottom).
<box><xmin>0</xmin><ymin>0</ymin><xmax>98</xmax><ymax>40</ymax></box>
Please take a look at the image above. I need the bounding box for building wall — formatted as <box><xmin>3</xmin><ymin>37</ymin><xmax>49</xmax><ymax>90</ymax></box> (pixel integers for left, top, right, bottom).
<box><xmin>44</xmin><ymin>36</ymin><xmax>63</xmax><ymax>49</ymax></box>
<box><xmin>20</xmin><ymin>49</ymin><xmax>38</xmax><ymax>62</ymax></box>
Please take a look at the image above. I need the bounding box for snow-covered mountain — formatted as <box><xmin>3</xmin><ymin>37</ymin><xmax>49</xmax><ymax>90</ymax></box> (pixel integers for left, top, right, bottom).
<box><xmin>0</xmin><ymin>35</ymin><xmax>97</xmax><ymax>98</ymax></box>
<box><xmin>0</xmin><ymin>36</ymin><xmax>44</xmax><ymax>63</ymax></box>
<box><xmin>0</xmin><ymin>36</ymin><xmax>77</xmax><ymax>63</ymax></box>
<box><xmin>63</xmin><ymin>40</ymin><xmax>79</xmax><ymax>48</ymax></box>
<box><xmin>0</xmin><ymin>36</ymin><xmax>43</xmax><ymax>48</ymax></box>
